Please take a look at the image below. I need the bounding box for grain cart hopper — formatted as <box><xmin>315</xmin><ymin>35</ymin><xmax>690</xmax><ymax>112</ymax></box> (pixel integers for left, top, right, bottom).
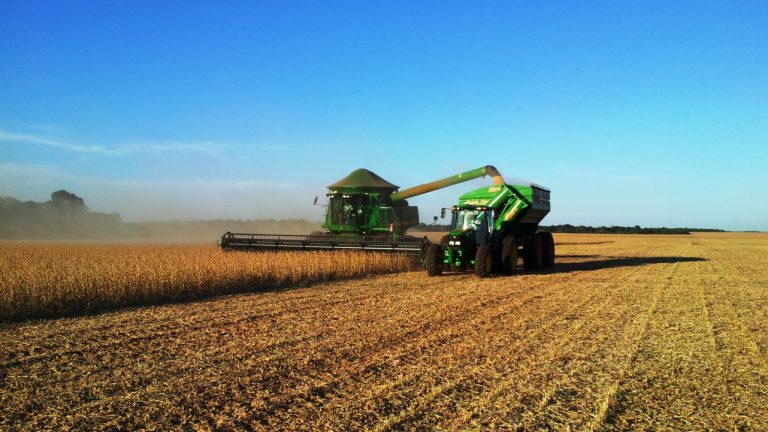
<box><xmin>425</xmin><ymin>182</ymin><xmax>554</xmax><ymax>277</ymax></box>
<box><xmin>219</xmin><ymin>166</ymin><xmax>505</xmax><ymax>255</ymax></box>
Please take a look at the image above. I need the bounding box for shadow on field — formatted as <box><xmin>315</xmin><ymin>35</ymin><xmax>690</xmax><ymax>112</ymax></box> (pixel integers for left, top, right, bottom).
<box><xmin>541</xmin><ymin>254</ymin><xmax>706</xmax><ymax>274</ymax></box>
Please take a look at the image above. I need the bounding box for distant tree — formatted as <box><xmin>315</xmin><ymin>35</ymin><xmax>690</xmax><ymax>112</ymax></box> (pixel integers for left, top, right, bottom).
<box><xmin>49</xmin><ymin>190</ymin><xmax>86</xmax><ymax>209</ymax></box>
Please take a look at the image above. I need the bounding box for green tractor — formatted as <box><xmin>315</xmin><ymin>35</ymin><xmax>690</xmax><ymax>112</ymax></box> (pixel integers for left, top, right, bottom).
<box><xmin>425</xmin><ymin>183</ymin><xmax>554</xmax><ymax>277</ymax></box>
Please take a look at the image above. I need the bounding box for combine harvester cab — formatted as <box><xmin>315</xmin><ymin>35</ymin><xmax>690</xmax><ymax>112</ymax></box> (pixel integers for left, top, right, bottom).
<box><xmin>219</xmin><ymin>165</ymin><xmax>506</xmax><ymax>257</ymax></box>
<box><xmin>425</xmin><ymin>182</ymin><xmax>554</xmax><ymax>277</ymax></box>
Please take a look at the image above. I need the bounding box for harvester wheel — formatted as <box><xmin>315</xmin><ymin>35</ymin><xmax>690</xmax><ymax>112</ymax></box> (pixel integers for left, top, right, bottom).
<box><xmin>500</xmin><ymin>236</ymin><xmax>518</xmax><ymax>274</ymax></box>
<box><xmin>426</xmin><ymin>244</ymin><xmax>444</xmax><ymax>277</ymax></box>
<box><xmin>538</xmin><ymin>232</ymin><xmax>555</xmax><ymax>268</ymax></box>
<box><xmin>523</xmin><ymin>235</ymin><xmax>543</xmax><ymax>271</ymax></box>
<box><xmin>439</xmin><ymin>235</ymin><xmax>450</xmax><ymax>247</ymax></box>
<box><xmin>309</xmin><ymin>231</ymin><xmax>326</xmax><ymax>237</ymax></box>
<box><xmin>475</xmin><ymin>245</ymin><xmax>493</xmax><ymax>278</ymax></box>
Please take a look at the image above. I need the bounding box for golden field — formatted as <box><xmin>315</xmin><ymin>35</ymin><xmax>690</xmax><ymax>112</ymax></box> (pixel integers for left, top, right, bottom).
<box><xmin>0</xmin><ymin>245</ymin><xmax>414</xmax><ymax>321</ymax></box>
<box><xmin>1</xmin><ymin>233</ymin><xmax>767</xmax><ymax>430</ymax></box>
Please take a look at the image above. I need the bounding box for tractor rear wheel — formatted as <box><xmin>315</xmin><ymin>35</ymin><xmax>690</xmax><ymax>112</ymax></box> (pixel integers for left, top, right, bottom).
<box><xmin>523</xmin><ymin>235</ymin><xmax>543</xmax><ymax>271</ymax></box>
<box><xmin>475</xmin><ymin>245</ymin><xmax>493</xmax><ymax>278</ymax></box>
<box><xmin>538</xmin><ymin>232</ymin><xmax>555</xmax><ymax>268</ymax></box>
<box><xmin>426</xmin><ymin>244</ymin><xmax>444</xmax><ymax>277</ymax></box>
<box><xmin>500</xmin><ymin>236</ymin><xmax>518</xmax><ymax>274</ymax></box>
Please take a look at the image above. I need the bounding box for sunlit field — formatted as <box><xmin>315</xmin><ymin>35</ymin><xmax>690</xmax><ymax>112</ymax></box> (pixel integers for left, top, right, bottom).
<box><xmin>1</xmin><ymin>233</ymin><xmax>767</xmax><ymax>430</ymax></box>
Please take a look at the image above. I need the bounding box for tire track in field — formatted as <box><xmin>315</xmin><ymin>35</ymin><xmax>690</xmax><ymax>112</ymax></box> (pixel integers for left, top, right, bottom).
<box><xmin>368</xmin><ymin>285</ymin><xmax>621</xmax><ymax>431</ymax></box>
<box><xmin>6</xmin><ymin>253</ymin><xmax>616</xmax><ymax>428</ymax></box>
<box><xmin>312</xmin><ymin>279</ymin><xmax>604</xmax><ymax>429</ymax></box>
<box><xmin>593</xmin><ymin>242</ymin><xmax>743</xmax><ymax>430</ymax></box>
<box><xmin>4</xmin><ymin>272</ymin><xmax>568</xmax><ymax>429</ymax></box>
<box><xmin>0</xmin><ymin>273</ymin><xmax>429</xmax><ymax>366</ymax></box>
<box><xmin>460</xmin><ymin>272</ymin><xmax>652</xmax><ymax>427</ymax></box>
<box><xmin>163</xmin><ymin>273</ymin><xmax>573</xmax><ymax>428</ymax></box>
<box><xmin>584</xmin><ymin>262</ymin><xmax>673</xmax><ymax>431</ymax></box>
<box><xmin>21</xmin><ymin>264</ymin><xmax>608</xmax><ymax>430</ymax></box>
<box><xmin>350</xmin><ymin>270</ymin><xmax>640</xmax><ymax>431</ymax></box>
<box><xmin>694</xmin><ymin>253</ymin><xmax>768</xmax><ymax>428</ymax></box>
<box><xmin>263</xmin><ymin>259</ymin><xmax>624</xmax><ymax>426</ymax></box>
<box><xmin>431</xmin><ymin>266</ymin><xmax>656</xmax><ymax>431</ymax></box>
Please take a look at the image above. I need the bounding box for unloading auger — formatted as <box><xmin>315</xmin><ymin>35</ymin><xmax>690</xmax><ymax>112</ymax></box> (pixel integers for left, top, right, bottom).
<box><xmin>218</xmin><ymin>166</ymin><xmax>505</xmax><ymax>255</ymax></box>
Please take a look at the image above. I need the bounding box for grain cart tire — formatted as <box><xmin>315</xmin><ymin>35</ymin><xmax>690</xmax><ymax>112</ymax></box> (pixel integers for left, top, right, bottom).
<box><xmin>500</xmin><ymin>236</ymin><xmax>518</xmax><ymax>274</ymax></box>
<box><xmin>426</xmin><ymin>244</ymin><xmax>444</xmax><ymax>276</ymax></box>
<box><xmin>523</xmin><ymin>235</ymin><xmax>543</xmax><ymax>271</ymax></box>
<box><xmin>538</xmin><ymin>232</ymin><xmax>555</xmax><ymax>268</ymax></box>
<box><xmin>475</xmin><ymin>245</ymin><xmax>493</xmax><ymax>278</ymax></box>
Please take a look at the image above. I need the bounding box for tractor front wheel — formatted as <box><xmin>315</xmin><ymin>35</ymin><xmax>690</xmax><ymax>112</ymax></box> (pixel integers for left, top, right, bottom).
<box><xmin>426</xmin><ymin>244</ymin><xmax>444</xmax><ymax>276</ymax></box>
<box><xmin>475</xmin><ymin>245</ymin><xmax>493</xmax><ymax>278</ymax></box>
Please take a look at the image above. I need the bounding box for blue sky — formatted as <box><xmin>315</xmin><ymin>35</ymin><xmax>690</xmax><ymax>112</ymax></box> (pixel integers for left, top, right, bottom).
<box><xmin>1</xmin><ymin>1</ymin><xmax>766</xmax><ymax>230</ymax></box>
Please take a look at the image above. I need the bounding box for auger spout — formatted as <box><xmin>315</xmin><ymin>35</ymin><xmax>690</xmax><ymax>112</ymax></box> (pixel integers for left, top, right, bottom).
<box><xmin>390</xmin><ymin>165</ymin><xmax>504</xmax><ymax>202</ymax></box>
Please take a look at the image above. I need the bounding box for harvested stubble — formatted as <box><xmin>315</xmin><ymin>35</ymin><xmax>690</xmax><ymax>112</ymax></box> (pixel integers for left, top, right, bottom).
<box><xmin>0</xmin><ymin>245</ymin><xmax>414</xmax><ymax>320</ymax></box>
<box><xmin>1</xmin><ymin>233</ymin><xmax>767</xmax><ymax>431</ymax></box>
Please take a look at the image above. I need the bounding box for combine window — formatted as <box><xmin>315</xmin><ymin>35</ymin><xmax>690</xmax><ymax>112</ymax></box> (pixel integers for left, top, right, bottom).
<box><xmin>329</xmin><ymin>195</ymin><xmax>367</xmax><ymax>226</ymax></box>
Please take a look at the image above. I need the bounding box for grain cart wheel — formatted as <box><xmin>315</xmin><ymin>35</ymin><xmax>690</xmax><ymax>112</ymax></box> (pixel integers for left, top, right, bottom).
<box><xmin>523</xmin><ymin>235</ymin><xmax>543</xmax><ymax>271</ymax></box>
<box><xmin>538</xmin><ymin>232</ymin><xmax>555</xmax><ymax>268</ymax></box>
<box><xmin>500</xmin><ymin>236</ymin><xmax>518</xmax><ymax>274</ymax></box>
<box><xmin>475</xmin><ymin>245</ymin><xmax>493</xmax><ymax>278</ymax></box>
<box><xmin>425</xmin><ymin>244</ymin><xmax>444</xmax><ymax>276</ymax></box>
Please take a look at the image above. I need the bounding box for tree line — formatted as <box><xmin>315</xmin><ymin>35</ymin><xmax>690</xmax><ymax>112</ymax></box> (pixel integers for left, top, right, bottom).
<box><xmin>539</xmin><ymin>224</ymin><xmax>724</xmax><ymax>235</ymax></box>
<box><xmin>0</xmin><ymin>190</ymin><xmax>319</xmax><ymax>239</ymax></box>
<box><xmin>410</xmin><ymin>223</ymin><xmax>725</xmax><ymax>234</ymax></box>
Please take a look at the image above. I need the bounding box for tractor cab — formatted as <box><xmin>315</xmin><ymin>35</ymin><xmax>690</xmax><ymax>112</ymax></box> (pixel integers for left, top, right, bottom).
<box><xmin>449</xmin><ymin>206</ymin><xmax>494</xmax><ymax>246</ymax></box>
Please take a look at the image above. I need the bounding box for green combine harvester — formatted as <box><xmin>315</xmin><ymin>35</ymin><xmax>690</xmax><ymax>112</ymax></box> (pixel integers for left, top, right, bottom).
<box><xmin>425</xmin><ymin>182</ymin><xmax>554</xmax><ymax>278</ymax></box>
<box><xmin>219</xmin><ymin>165</ymin><xmax>505</xmax><ymax>254</ymax></box>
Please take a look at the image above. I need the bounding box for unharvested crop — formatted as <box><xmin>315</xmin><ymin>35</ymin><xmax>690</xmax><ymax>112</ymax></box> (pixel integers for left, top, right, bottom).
<box><xmin>1</xmin><ymin>233</ymin><xmax>767</xmax><ymax>430</ymax></box>
<box><xmin>0</xmin><ymin>245</ymin><xmax>414</xmax><ymax>320</ymax></box>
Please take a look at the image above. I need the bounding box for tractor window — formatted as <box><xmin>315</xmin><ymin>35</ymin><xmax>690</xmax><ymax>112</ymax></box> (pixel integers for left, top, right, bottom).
<box><xmin>452</xmin><ymin>209</ymin><xmax>494</xmax><ymax>233</ymax></box>
<box><xmin>453</xmin><ymin>209</ymin><xmax>482</xmax><ymax>231</ymax></box>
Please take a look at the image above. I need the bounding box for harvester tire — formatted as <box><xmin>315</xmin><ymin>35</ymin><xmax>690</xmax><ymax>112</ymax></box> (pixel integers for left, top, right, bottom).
<box><xmin>439</xmin><ymin>235</ymin><xmax>450</xmax><ymax>247</ymax></box>
<box><xmin>426</xmin><ymin>244</ymin><xmax>444</xmax><ymax>277</ymax></box>
<box><xmin>523</xmin><ymin>235</ymin><xmax>543</xmax><ymax>271</ymax></box>
<box><xmin>475</xmin><ymin>245</ymin><xmax>493</xmax><ymax>278</ymax></box>
<box><xmin>309</xmin><ymin>231</ymin><xmax>326</xmax><ymax>237</ymax></box>
<box><xmin>500</xmin><ymin>236</ymin><xmax>518</xmax><ymax>274</ymax></box>
<box><xmin>538</xmin><ymin>232</ymin><xmax>555</xmax><ymax>268</ymax></box>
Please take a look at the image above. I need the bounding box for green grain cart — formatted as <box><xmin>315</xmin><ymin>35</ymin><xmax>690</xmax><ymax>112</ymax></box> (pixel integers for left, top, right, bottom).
<box><xmin>425</xmin><ymin>182</ymin><xmax>554</xmax><ymax>277</ymax></box>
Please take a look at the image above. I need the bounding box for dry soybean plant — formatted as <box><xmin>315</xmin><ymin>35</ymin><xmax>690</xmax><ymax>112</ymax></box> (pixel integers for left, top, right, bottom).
<box><xmin>0</xmin><ymin>244</ymin><xmax>415</xmax><ymax>320</ymax></box>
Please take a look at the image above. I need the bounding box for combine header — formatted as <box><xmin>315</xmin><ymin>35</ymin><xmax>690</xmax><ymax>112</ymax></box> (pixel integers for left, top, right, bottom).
<box><xmin>219</xmin><ymin>166</ymin><xmax>505</xmax><ymax>255</ymax></box>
